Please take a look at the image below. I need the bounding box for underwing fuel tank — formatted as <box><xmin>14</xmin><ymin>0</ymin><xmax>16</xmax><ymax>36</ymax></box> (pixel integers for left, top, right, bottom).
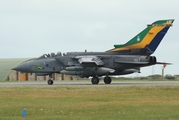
<box><xmin>122</xmin><ymin>68</ymin><xmax>140</xmax><ymax>73</ymax></box>
<box><xmin>60</xmin><ymin>67</ymin><xmax>115</xmax><ymax>76</ymax></box>
<box><xmin>65</xmin><ymin>66</ymin><xmax>84</xmax><ymax>71</ymax></box>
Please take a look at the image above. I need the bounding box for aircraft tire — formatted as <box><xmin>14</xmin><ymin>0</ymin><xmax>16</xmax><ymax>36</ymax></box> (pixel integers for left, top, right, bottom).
<box><xmin>104</xmin><ymin>77</ymin><xmax>112</xmax><ymax>84</ymax></box>
<box><xmin>48</xmin><ymin>80</ymin><xmax>54</xmax><ymax>85</ymax></box>
<box><xmin>91</xmin><ymin>77</ymin><xmax>99</xmax><ymax>84</ymax></box>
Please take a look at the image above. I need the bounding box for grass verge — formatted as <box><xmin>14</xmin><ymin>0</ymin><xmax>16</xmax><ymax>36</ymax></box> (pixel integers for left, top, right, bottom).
<box><xmin>0</xmin><ymin>86</ymin><xmax>179</xmax><ymax>120</ymax></box>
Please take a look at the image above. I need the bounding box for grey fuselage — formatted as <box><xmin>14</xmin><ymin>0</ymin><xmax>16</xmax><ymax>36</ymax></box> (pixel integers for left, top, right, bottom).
<box><xmin>14</xmin><ymin>51</ymin><xmax>156</xmax><ymax>78</ymax></box>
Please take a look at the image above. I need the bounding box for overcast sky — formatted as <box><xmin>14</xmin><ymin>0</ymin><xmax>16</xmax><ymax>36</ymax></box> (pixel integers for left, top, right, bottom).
<box><xmin>0</xmin><ymin>0</ymin><xmax>178</xmax><ymax>77</ymax></box>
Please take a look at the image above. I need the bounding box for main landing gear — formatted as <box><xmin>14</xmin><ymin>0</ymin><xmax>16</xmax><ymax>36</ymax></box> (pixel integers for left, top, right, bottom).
<box><xmin>91</xmin><ymin>76</ymin><xmax>112</xmax><ymax>85</ymax></box>
<box><xmin>104</xmin><ymin>76</ymin><xmax>112</xmax><ymax>84</ymax></box>
<box><xmin>91</xmin><ymin>77</ymin><xmax>99</xmax><ymax>84</ymax></box>
<box><xmin>47</xmin><ymin>74</ymin><xmax>54</xmax><ymax>85</ymax></box>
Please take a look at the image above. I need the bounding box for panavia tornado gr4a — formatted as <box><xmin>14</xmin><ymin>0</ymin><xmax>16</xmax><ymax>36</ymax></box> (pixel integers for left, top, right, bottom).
<box><xmin>13</xmin><ymin>19</ymin><xmax>174</xmax><ymax>85</ymax></box>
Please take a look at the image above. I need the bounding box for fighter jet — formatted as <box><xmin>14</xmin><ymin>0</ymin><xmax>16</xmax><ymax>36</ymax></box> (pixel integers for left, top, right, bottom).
<box><xmin>13</xmin><ymin>19</ymin><xmax>174</xmax><ymax>85</ymax></box>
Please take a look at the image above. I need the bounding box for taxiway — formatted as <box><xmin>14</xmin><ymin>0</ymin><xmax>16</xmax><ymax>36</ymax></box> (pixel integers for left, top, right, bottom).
<box><xmin>0</xmin><ymin>81</ymin><xmax>179</xmax><ymax>87</ymax></box>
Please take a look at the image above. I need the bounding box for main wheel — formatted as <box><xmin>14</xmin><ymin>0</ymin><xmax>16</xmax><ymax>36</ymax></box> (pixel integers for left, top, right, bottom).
<box><xmin>104</xmin><ymin>77</ymin><xmax>112</xmax><ymax>84</ymax></box>
<box><xmin>91</xmin><ymin>77</ymin><xmax>99</xmax><ymax>84</ymax></box>
<box><xmin>47</xmin><ymin>80</ymin><xmax>54</xmax><ymax>85</ymax></box>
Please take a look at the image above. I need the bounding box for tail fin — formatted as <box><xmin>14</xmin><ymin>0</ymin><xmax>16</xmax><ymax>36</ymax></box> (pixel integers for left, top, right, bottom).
<box><xmin>107</xmin><ymin>19</ymin><xmax>174</xmax><ymax>55</ymax></box>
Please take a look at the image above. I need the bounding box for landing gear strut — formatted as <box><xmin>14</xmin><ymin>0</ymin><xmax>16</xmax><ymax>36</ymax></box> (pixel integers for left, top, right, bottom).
<box><xmin>47</xmin><ymin>74</ymin><xmax>54</xmax><ymax>85</ymax></box>
<box><xmin>91</xmin><ymin>77</ymin><xmax>99</xmax><ymax>84</ymax></box>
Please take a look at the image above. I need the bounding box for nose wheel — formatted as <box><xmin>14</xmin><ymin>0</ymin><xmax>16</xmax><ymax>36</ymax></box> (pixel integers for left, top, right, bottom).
<box><xmin>47</xmin><ymin>74</ymin><xmax>54</xmax><ymax>85</ymax></box>
<box><xmin>48</xmin><ymin>80</ymin><xmax>54</xmax><ymax>85</ymax></box>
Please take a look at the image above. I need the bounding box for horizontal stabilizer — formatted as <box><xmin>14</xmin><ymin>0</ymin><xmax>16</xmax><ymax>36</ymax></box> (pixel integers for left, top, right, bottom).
<box><xmin>156</xmin><ymin>62</ymin><xmax>172</xmax><ymax>65</ymax></box>
<box><xmin>115</xmin><ymin>60</ymin><xmax>149</xmax><ymax>65</ymax></box>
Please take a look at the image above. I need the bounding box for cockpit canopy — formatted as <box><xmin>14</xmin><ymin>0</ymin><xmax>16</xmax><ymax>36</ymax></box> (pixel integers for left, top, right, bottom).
<box><xmin>36</xmin><ymin>52</ymin><xmax>63</xmax><ymax>60</ymax></box>
<box><xmin>35</xmin><ymin>51</ymin><xmax>89</xmax><ymax>60</ymax></box>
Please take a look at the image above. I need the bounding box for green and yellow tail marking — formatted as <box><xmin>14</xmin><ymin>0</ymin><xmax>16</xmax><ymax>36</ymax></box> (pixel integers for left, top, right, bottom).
<box><xmin>108</xmin><ymin>19</ymin><xmax>174</xmax><ymax>52</ymax></box>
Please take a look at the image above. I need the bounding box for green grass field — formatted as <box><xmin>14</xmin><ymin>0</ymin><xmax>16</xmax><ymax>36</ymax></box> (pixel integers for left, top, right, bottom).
<box><xmin>0</xmin><ymin>85</ymin><xmax>179</xmax><ymax>120</ymax></box>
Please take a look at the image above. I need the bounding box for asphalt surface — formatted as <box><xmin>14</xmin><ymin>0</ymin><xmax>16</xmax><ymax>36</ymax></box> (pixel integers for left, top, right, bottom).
<box><xmin>0</xmin><ymin>81</ymin><xmax>179</xmax><ymax>87</ymax></box>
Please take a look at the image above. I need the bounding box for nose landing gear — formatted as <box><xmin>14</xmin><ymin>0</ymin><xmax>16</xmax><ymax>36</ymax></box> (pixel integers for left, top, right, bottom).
<box><xmin>47</xmin><ymin>74</ymin><xmax>54</xmax><ymax>85</ymax></box>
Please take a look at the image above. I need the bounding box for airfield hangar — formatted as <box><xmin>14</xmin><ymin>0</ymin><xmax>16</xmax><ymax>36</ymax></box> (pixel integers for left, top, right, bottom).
<box><xmin>0</xmin><ymin>58</ymin><xmax>74</xmax><ymax>81</ymax></box>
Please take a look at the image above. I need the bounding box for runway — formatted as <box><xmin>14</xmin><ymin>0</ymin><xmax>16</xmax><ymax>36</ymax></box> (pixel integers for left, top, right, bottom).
<box><xmin>0</xmin><ymin>80</ymin><xmax>179</xmax><ymax>87</ymax></box>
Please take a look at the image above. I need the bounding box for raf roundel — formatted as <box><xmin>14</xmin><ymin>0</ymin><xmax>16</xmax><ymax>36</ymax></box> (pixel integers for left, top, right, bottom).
<box><xmin>46</xmin><ymin>64</ymin><xmax>49</xmax><ymax>67</ymax></box>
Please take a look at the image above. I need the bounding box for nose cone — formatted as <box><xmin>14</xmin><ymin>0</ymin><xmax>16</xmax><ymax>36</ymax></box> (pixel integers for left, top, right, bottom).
<box><xmin>12</xmin><ymin>63</ymin><xmax>28</xmax><ymax>72</ymax></box>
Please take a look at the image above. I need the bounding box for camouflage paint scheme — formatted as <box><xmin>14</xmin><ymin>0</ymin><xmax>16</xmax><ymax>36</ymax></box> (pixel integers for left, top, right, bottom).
<box><xmin>13</xmin><ymin>19</ymin><xmax>174</xmax><ymax>85</ymax></box>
